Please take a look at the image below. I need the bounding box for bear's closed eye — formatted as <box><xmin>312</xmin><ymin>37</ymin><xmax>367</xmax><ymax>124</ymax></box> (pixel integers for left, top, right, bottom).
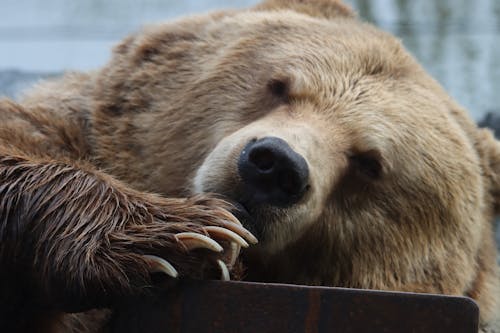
<box><xmin>349</xmin><ymin>151</ymin><xmax>383</xmax><ymax>180</ymax></box>
<box><xmin>267</xmin><ymin>78</ymin><xmax>290</xmax><ymax>102</ymax></box>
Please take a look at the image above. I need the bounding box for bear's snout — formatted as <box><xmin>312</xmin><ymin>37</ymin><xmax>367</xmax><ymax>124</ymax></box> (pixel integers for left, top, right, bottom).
<box><xmin>237</xmin><ymin>136</ymin><xmax>309</xmax><ymax>207</ymax></box>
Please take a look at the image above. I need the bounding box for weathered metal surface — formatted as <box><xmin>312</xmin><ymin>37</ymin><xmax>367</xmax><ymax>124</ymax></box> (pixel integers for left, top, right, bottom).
<box><xmin>110</xmin><ymin>280</ymin><xmax>479</xmax><ymax>333</ymax></box>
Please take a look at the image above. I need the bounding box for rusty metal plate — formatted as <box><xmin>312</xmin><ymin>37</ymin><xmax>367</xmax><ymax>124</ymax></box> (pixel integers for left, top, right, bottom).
<box><xmin>110</xmin><ymin>280</ymin><xmax>479</xmax><ymax>333</ymax></box>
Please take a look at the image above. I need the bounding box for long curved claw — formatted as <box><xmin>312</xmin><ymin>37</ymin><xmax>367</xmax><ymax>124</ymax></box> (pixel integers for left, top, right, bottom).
<box><xmin>228</xmin><ymin>242</ymin><xmax>241</xmax><ymax>267</ymax></box>
<box><xmin>220</xmin><ymin>220</ymin><xmax>258</xmax><ymax>245</ymax></box>
<box><xmin>204</xmin><ymin>226</ymin><xmax>249</xmax><ymax>248</ymax></box>
<box><xmin>217</xmin><ymin>259</ymin><xmax>231</xmax><ymax>281</ymax></box>
<box><xmin>143</xmin><ymin>255</ymin><xmax>178</xmax><ymax>278</ymax></box>
<box><xmin>217</xmin><ymin>210</ymin><xmax>243</xmax><ymax>226</ymax></box>
<box><xmin>175</xmin><ymin>232</ymin><xmax>224</xmax><ymax>252</ymax></box>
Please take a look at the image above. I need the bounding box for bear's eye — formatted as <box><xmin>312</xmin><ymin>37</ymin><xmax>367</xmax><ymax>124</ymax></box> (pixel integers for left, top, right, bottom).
<box><xmin>349</xmin><ymin>150</ymin><xmax>383</xmax><ymax>180</ymax></box>
<box><xmin>267</xmin><ymin>78</ymin><xmax>290</xmax><ymax>102</ymax></box>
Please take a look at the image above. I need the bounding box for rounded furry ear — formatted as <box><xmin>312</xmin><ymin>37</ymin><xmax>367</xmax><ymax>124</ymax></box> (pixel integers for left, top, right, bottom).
<box><xmin>254</xmin><ymin>0</ymin><xmax>355</xmax><ymax>20</ymax></box>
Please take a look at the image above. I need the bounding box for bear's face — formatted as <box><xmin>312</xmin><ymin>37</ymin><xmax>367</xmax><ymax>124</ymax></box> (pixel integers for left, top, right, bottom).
<box><xmin>94</xmin><ymin>4</ymin><xmax>497</xmax><ymax>304</ymax></box>
<box><xmin>184</xmin><ymin>12</ymin><xmax>486</xmax><ymax>287</ymax></box>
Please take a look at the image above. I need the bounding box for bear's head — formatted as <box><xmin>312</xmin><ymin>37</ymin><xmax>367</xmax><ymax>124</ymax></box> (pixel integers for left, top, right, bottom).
<box><xmin>91</xmin><ymin>0</ymin><xmax>500</xmax><ymax>326</ymax></box>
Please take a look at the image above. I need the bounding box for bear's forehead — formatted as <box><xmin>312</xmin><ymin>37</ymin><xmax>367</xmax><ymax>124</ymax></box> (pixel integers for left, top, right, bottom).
<box><xmin>208</xmin><ymin>11</ymin><xmax>412</xmax><ymax>73</ymax></box>
<box><xmin>196</xmin><ymin>11</ymin><xmax>421</xmax><ymax>110</ymax></box>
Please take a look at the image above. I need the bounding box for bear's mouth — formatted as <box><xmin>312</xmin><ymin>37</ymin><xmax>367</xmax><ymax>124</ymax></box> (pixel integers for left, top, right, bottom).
<box><xmin>220</xmin><ymin>194</ymin><xmax>276</xmax><ymax>242</ymax></box>
<box><xmin>228</xmin><ymin>200</ymin><xmax>260</xmax><ymax>238</ymax></box>
<box><xmin>208</xmin><ymin>182</ymin><xmax>307</xmax><ymax>243</ymax></box>
<box><xmin>224</xmin><ymin>193</ymin><xmax>290</xmax><ymax>244</ymax></box>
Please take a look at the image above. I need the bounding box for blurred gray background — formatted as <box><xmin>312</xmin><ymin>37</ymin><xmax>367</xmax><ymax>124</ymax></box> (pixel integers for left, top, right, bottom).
<box><xmin>1</xmin><ymin>0</ymin><xmax>499</xmax><ymax>256</ymax></box>
<box><xmin>2</xmin><ymin>0</ymin><xmax>500</xmax><ymax>122</ymax></box>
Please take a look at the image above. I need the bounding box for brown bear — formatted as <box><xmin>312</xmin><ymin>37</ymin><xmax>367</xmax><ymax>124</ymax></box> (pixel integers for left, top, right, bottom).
<box><xmin>1</xmin><ymin>0</ymin><xmax>499</xmax><ymax>332</ymax></box>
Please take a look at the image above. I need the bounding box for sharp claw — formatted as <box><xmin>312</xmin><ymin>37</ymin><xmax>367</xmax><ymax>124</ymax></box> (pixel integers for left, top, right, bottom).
<box><xmin>143</xmin><ymin>255</ymin><xmax>178</xmax><ymax>278</ymax></box>
<box><xmin>228</xmin><ymin>242</ymin><xmax>241</xmax><ymax>267</ymax></box>
<box><xmin>217</xmin><ymin>259</ymin><xmax>231</xmax><ymax>281</ymax></box>
<box><xmin>221</xmin><ymin>221</ymin><xmax>258</xmax><ymax>245</ymax></box>
<box><xmin>175</xmin><ymin>232</ymin><xmax>223</xmax><ymax>253</ymax></box>
<box><xmin>204</xmin><ymin>226</ymin><xmax>249</xmax><ymax>248</ymax></box>
<box><xmin>218</xmin><ymin>210</ymin><xmax>242</xmax><ymax>226</ymax></box>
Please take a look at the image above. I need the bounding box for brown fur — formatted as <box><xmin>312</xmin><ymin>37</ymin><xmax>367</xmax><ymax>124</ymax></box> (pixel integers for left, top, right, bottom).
<box><xmin>0</xmin><ymin>97</ymin><xmax>243</xmax><ymax>332</ymax></box>
<box><xmin>1</xmin><ymin>0</ymin><xmax>499</xmax><ymax>332</ymax></box>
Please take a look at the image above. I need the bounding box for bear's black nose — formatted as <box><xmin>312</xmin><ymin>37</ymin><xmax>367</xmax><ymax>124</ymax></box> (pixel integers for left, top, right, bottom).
<box><xmin>238</xmin><ymin>136</ymin><xmax>309</xmax><ymax>207</ymax></box>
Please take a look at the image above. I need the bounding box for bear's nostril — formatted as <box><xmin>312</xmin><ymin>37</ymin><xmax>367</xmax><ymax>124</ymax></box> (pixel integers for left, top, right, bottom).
<box><xmin>249</xmin><ymin>147</ymin><xmax>275</xmax><ymax>172</ymax></box>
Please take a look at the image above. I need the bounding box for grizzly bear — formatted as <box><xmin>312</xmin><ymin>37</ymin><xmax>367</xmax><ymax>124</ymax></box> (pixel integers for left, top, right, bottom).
<box><xmin>1</xmin><ymin>0</ymin><xmax>499</xmax><ymax>332</ymax></box>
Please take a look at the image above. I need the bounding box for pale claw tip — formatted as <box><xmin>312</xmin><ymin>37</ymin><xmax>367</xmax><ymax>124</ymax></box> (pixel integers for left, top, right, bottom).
<box><xmin>204</xmin><ymin>226</ymin><xmax>249</xmax><ymax>248</ymax></box>
<box><xmin>229</xmin><ymin>242</ymin><xmax>241</xmax><ymax>267</ymax></box>
<box><xmin>223</xmin><ymin>221</ymin><xmax>258</xmax><ymax>245</ymax></box>
<box><xmin>245</xmin><ymin>232</ymin><xmax>259</xmax><ymax>245</ymax></box>
<box><xmin>217</xmin><ymin>259</ymin><xmax>231</xmax><ymax>281</ymax></box>
<box><xmin>176</xmin><ymin>232</ymin><xmax>224</xmax><ymax>253</ymax></box>
<box><xmin>143</xmin><ymin>255</ymin><xmax>178</xmax><ymax>278</ymax></box>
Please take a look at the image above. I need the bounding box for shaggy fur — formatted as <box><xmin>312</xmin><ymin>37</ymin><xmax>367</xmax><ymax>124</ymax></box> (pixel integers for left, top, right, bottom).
<box><xmin>0</xmin><ymin>100</ymin><xmax>244</xmax><ymax>332</ymax></box>
<box><xmin>1</xmin><ymin>0</ymin><xmax>499</xmax><ymax>332</ymax></box>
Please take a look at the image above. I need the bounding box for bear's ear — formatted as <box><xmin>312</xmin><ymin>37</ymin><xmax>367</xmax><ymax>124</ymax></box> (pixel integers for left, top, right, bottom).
<box><xmin>254</xmin><ymin>0</ymin><xmax>355</xmax><ymax>20</ymax></box>
<box><xmin>475</xmin><ymin>128</ymin><xmax>500</xmax><ymax>215</ymax></box>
